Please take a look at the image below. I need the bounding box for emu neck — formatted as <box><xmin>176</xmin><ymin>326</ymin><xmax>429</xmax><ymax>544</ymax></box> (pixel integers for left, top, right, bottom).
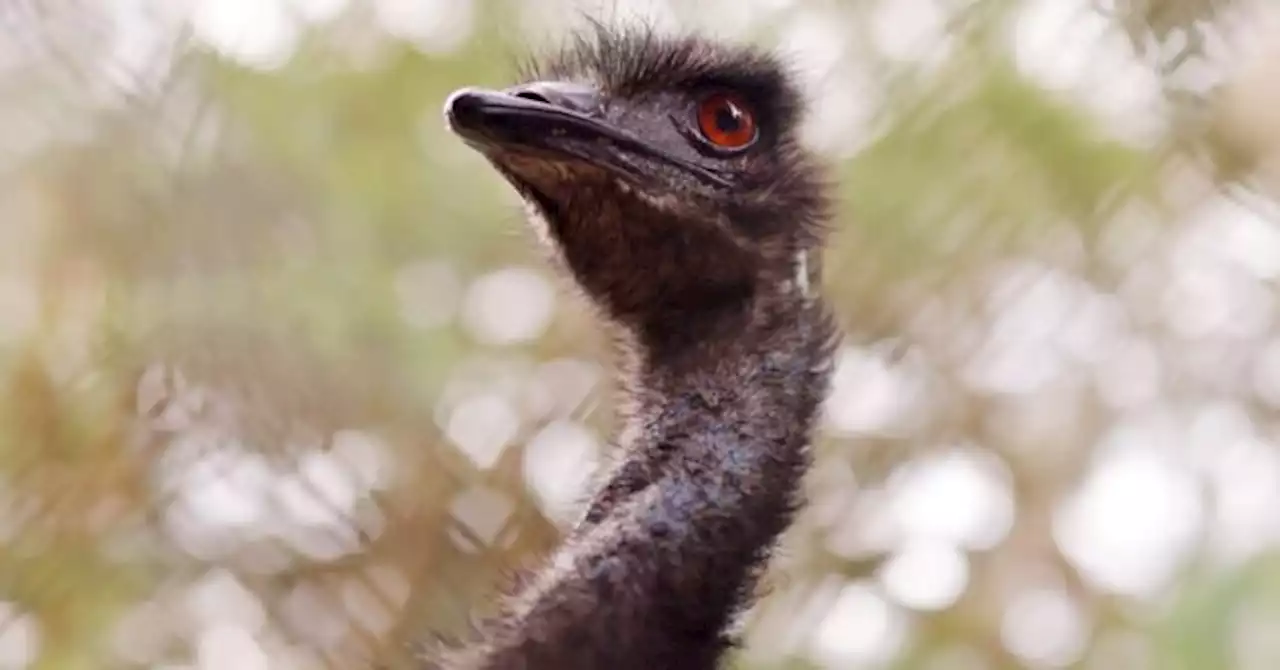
<box><xmin>591</xmin><ymin>290</ymin><xmax>832</xmax><ymax>525</ymax></box>
<box><xmin>463</xmin><ymin>285</ymin><xmax>834</xmax><ymax>670</ymax></box>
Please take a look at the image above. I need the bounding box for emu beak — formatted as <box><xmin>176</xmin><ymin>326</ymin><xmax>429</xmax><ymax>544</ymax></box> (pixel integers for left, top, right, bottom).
<box><xmin>444</xmin><ymin>82</ymin><xmax>603</xmax><ymax>144</ymax></box>
<box><xmin>443</xmin><ymin>83</ymin><xmax>732</xmax><ymax>189</ymax></box>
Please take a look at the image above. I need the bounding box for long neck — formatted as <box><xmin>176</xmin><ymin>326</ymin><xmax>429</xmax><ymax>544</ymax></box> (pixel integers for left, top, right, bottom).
<box><xmin>455</xmin><ymin>287</ymin><xmax>835</xmax><ymax>670</ymax></box>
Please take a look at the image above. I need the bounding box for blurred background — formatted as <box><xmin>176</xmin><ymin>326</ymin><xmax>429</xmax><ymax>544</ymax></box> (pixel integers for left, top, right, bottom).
<box><xmin>1</xmin><ymin>0</ymin><xmax>1279</xmax><ymax>668</ymax></box>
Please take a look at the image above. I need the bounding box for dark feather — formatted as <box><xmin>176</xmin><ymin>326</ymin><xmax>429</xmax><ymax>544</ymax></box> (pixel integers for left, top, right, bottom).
<box><xmin>438</xmin><ymin>20</ymin><xmax>840</xmax><ymax>670</ymax></box>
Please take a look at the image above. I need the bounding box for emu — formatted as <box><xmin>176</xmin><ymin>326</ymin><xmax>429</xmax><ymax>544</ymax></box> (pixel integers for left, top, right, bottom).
<box><xmin>439</xmin><ymin>24</ymin><xmax>837</xmax><ymax>670</ymax></box>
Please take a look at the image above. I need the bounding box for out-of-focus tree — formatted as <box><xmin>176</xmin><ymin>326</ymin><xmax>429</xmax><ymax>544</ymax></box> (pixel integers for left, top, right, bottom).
<box><xmin>1</xmin><ymin>1</ymin><xmax>1279</xmax><ymax>669</ymax></box>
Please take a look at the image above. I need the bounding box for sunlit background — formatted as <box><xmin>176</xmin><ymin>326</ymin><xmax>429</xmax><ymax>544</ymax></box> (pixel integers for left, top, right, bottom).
<box><xmin>2</xmin><ymin>0</ymin><xmax>1279</xmax><ymax>668</ymax></box>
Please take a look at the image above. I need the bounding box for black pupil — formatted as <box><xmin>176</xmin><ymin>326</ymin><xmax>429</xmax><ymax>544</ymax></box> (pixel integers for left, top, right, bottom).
<box><xmin>714</xmin><ymin>102</ymin><xmax>742</xmax><ymax>133</ymax></box>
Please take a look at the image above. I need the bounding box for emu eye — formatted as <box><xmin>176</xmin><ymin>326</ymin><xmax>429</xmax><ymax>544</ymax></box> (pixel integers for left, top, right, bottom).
<box><xmin>695</xmin><ymin>93</ymin><xmax>757</xmax><ymax>150</ymax></box>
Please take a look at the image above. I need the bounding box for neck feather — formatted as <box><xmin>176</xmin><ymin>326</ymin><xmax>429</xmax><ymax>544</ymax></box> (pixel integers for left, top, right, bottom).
<box><xmin>455</xmin><ymin>284</ymin><xmax>836</xmax><ymax>670</ymax></box>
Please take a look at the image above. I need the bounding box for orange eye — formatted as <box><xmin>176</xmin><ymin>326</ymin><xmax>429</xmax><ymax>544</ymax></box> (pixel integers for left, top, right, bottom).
<box><xmin>696</xmin><ymin>93</ymin><xmax>757</xmax><ymax>150</ymax></box>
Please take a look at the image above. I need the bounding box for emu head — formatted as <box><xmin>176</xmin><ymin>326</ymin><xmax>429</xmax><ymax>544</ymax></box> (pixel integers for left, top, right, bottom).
<box><xmin>445</xmin><ymin>26</ymin><xmax>829</xmax><ymax>347</ymax></box>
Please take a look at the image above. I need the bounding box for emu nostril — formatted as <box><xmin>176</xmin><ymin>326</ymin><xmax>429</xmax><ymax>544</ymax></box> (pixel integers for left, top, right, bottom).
<box><xmin>513</xmin><ymin>89</ymin><xmax>551</xmax><ymax>104</ymax></box>
<box><xmin>505</xmin><ymin>82</ymin><xmax>600</xmax><ymax>114</ymax></box>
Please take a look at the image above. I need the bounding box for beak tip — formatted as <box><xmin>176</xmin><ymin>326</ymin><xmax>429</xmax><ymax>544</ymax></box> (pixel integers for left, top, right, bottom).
<box><xmin>443</xmin><ymin>87</ymin><xmax>485</xmax><ymax>132</ymax></box>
